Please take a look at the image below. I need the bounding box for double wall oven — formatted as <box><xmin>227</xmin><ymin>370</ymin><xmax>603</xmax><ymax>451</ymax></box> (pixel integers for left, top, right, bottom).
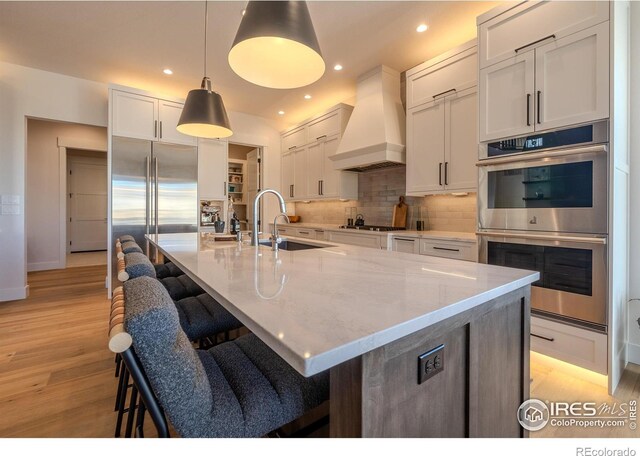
<box><xmin>477</xmin><ymin>120</ymin><xmax>608</xmax><ymax>332</ymax></box>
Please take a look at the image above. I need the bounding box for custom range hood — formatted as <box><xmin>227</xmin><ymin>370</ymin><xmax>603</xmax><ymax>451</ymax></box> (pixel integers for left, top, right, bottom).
<box><xmin>330</xmin><ymin>65</ymin><xmax>406</xmax><ymax>172</ymax></box>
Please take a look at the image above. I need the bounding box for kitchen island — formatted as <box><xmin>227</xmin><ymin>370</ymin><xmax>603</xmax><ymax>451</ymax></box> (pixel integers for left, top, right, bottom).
<box><xmin>147</xmin><ymin>232</ymin><xmax>539</xmax><ymax>438</ymax></box>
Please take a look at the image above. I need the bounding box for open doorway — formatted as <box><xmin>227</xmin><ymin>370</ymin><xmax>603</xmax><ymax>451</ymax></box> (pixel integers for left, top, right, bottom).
<box><xmin>228</xmin><ymin>143</ymin><xmax>261</xmax><ymax>231</ymax></box>
<box><xmin>26</xmin><ymin>118</ymin><xmax>107</xmax><ymax>271</ymax></box>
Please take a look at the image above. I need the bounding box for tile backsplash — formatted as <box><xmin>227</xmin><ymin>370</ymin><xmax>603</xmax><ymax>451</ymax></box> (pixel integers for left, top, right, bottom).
<box><xmin>291</xmin><ymin>167</ymin><xmax>477</xmax><ymax>232</ymax></box>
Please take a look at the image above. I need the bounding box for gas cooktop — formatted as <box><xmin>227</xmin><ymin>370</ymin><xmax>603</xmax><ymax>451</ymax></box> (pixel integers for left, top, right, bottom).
<box><xmin>339</xmin><ymin>225</ymin><xmax>406</xmax><ymax>232</ymax></box>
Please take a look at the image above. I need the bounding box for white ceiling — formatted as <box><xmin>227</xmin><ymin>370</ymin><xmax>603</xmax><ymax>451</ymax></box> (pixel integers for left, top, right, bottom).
<box><xmin>0</xmin><ymin>1</ymin><xmax>498</xmax><ymax>129</ymax></box>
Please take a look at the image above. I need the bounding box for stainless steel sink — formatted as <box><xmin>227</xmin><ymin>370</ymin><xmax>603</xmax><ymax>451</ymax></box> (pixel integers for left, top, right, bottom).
<box><xmin>258</xmin><ymin>239</ymin><xmax>328</xmax><ymax>251</ymax></box>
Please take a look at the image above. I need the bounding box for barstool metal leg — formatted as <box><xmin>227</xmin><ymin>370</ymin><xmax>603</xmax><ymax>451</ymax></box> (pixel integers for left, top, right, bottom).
<box><xmin>114</xmin><ymin>369</ymin><xmax>130</xmax><ymax>437</ymax></box>
<box><xmin>125</xmin><ymin>385</ymin><xmax>139</xmax><ymax>438</ymax></box>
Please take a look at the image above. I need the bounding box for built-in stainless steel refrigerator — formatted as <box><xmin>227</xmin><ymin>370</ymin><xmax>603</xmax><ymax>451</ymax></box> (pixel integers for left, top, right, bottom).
<box><xmin>110</xmin><ymin>136</ymin><xmax>197</xmax><ymax>291</ymax></box>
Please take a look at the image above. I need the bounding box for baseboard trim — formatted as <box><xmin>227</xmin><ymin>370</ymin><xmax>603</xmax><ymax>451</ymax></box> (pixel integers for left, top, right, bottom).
<box><xmin>0</xmin><ymin>285</ymin><xmax>29</xmax><ymax>302</ymax></box>
<box><xmin>627</xmin><ymin>342</ymin><xmax>640</xmax><ymax>365</ymax></box>
<box><xmin>27</xmin><ymin>261</ymin><xmax>63</xmax><ymax>272</ymax></box>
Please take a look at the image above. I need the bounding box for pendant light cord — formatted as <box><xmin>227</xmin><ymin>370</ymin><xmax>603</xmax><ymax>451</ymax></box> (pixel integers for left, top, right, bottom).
<box><xmin>204</xmin><ymin>0</ymin><xmax>208</xmax><ymax>78</ymax></box>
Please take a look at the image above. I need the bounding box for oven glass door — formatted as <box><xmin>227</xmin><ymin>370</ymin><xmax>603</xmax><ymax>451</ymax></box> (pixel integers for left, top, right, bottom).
<box><xmin>478</xmin><ymin>146</ymin><xmax>607</xmax><ymax>233</ymax></box>
<box><xmin>480</xmin><ymin>234</ymin><xmax>607</xmax><ymax>329</ymax></box>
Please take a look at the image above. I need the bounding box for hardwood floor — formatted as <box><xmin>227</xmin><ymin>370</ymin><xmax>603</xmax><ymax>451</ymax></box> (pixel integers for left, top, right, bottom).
<box><xmin>1</xmin><ymin>265</ymin><xmax>639</xmax><ymax>438</ymax></box>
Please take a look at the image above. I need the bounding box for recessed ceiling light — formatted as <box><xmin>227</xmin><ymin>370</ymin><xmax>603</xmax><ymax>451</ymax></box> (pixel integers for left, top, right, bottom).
<box><xmin>334</xmin><ymin>64</ymin><xmax>343</xmax><ymax>71</ymax></box>
<box><xmin>304</xmin><ymin>94</ymin><xmax>312</xmax><ymax>99</ymax></box>
<box><xmin>163</xmin><ymin>68</ymin><xmax>173</xmax><ymax>75</ymax></box>
<box><xmin>278</xmin><ymin>110</ymin><xmax>285</xmax><ymax>115</ymax></box>
<box><xmin>416</xmin><ymin>24</ymin><xmax>428</xmax><ymax>33</ymax></box>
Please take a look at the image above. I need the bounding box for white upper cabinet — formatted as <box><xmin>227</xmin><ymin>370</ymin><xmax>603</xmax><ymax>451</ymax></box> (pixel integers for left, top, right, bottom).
<box><xmin>111</xmin><ymin>89</ymin><xmax>195</xmax><ymax>145</ymax></box>
<box><xmin>280</xmin><ymin>104</ymin><xmax>357</xmax><ymax>202</ymax></box>
<box><xmin>158</xmin><ymin>100</ymin><xmax>197</xmax><ymax>146</ymax></box>
<box><xmin>282</xmin><ymin>151</ymin><xmax>295</xmax><ymax>201</ymax></box>
<box><xmin>446</xmin><ymin>87</ymin><xmax>478</xmax><ymax>191</ymax></box>
<box><xmin>478</xmin><ymin>0</ymin><xmax>609</xmax><ymax>69</ymax></box>
<box><xmin>534</xmin><ymin>22</ymin><xmax>610</xmax><ymax>131</ymax></box>
<box><xmin>406</xmin><ymin>46</ymin><xmax>477</xmax><ymax>110</ymax></box>
<box><xmin>407</xmin><ymin>99</ymin><xmax>445</xmax><ymax>195</ymax></box>
<box><xmin>478</xmin><ymin>3</ymin><xmax>610</xmax><ymax>142</ymax></box>
<box><xmin>479</xmin><ymin>52</ymin><xmax>535</xmax><ymax>142</ymax></box>
<box><xmin>406</xmin><ymin>41</ymin><xmax>478</xmax><ymax>196</ymax></box>
<box><xmin>112</xmin><ymin>91</ymin><xmax>158</xmax><ymax>141</ymax></box>
<box><xmin>198</xmin><ymin>139</ymin><xmax>228</xmax><ymax>200</ymax></box>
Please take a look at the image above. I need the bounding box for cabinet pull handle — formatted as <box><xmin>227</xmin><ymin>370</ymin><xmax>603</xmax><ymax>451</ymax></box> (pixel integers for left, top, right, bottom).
<box><xmin>432</xmin><ymin>88</ymin><xmax>456</xmax><ymax>99</ymax></box>
<box><xmin>292</xmin><ymin>184</ymin><xmax>294</xmax><ymax>198</ymax></box>
<box><xmin>537</xmin><ymin>90</ymin><xmax>542</xmax><ymax>124</ymax></box>
<box><xmin>299</xmin><ymin>231</ymin><xmax>310</xmax><ymax>235</ymax></box>
<box><xmin>288</xmin><ymin>146</ymin><xmax>297</xmax><ymax>150</ymax></box>
<box><xmin>531</xmin><ymin>333</ymin><xmax>555</xmax><ymax>342</ymax></box>
<box><xmin>433</xmin><ymin>246</ymin><xmax>460</xmax><ymax>252</ymax></box>
<box><xmin>526</xmin><ymin>93</ymin><xmax>531</xmax><ymax>126</ymax></box>
<box><xmin>316</xmin><ymin>135</ymin><xmax>327</xmax><ymax>141</ymax></box>
<box><xmin>444</xmin><ymin>162</ymin><xmax>449</xmax><ymax>186</ymax></box>
<box><xmin>224</xmin><ymin>181</ymin><xmax>227</xmax><ymax>196</ymax></box>
<box><xmin>320</xmin><ymin>180</ymin><xmax>323</xmax><ymax>195</ymax></box>
<box><xmin>318</xmin><ymin>180</ymin><xmax>321</xmax><ymax>195</ymax></box>
<box><xmin>438</xmin><ymin>163</ymin><xmax>443</xmax><ymax>186</ymax></box>
<box><xmin>514</xmin><ymin>34</ymin><xmax>556</xmax><ymax>53</ymax></box>
<box><xmin>154</xmin><ymin>120</ymin><xmax>158</xmax><ymax>138</ymax></box>
<box><xmin>159</xmin><ymin>121</ymin><xmax>163</xmax><ymax>138</ymax></box>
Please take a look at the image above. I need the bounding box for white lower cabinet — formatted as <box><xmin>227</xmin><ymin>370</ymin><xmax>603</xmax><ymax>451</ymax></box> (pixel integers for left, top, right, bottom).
<box><xmin>324</xmin><ymin>231</ymin><xmax>384</xmax><ymax>249</ymax></box>
<box><xmin>419</xmin><ymin>239</ymin><xmax>476</xmax><ymax>262</ymax></box>
<box><xmin>392</xmin><ymin>237</ymin><xmax>420</xmax><ymax>254</ymax></box>
<box><xmin>530</xmin><ymin>316</ymin><xmax>607</xmax><ymax>375</ymax></box>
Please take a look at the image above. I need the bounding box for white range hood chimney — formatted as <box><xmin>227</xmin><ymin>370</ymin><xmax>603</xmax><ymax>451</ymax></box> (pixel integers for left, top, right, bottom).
<box><xmin>330</xmin><ymin>65</ymin><xmax>406</xmax><ymax>172</ymax></box>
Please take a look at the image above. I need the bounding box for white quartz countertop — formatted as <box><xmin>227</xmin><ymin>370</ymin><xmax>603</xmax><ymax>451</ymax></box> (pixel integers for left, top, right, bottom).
<box><xmin>275</xmin><ymin>223</ymin><xmax>477</xmax><ymax>242</ymax></box>
<box><xmin>148</xmin><ymin>232</ymin><xmax>538</xmax><ymax>376</ymax></box>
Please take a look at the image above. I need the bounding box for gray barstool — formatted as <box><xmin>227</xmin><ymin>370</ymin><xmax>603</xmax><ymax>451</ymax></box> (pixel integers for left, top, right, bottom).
<box><xmin>114</xmin><ymin>276</ymin><xmax>329</xmax><ymax>438</ymax></box>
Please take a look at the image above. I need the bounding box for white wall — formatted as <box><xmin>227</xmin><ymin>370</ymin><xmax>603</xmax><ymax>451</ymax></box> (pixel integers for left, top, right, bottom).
<box><xmin>627</xmin><ymin>2</ymin><xmax>640</xmax><ymax>359</ymax></box>
<box><xmin>0</xmin><ymin>61</ymin><xmax>108</xmax><ymax>301</ymax></box>
<box><xmin>0</xmin><ymin>60</ymin><xmax>283</xmax><ymax>302</ymax></box>
<box><xmin>26</xmin><ymin>119</ymin><xmax>107</xmax><ymax>271</ymax></box>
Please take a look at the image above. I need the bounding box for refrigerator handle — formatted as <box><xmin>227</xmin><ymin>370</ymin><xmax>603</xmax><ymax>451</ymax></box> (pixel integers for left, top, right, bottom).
<box><xmin>155</xmin><ymin>157</ymin><xmax>159</xmax><ymax>237</ymax></box>
<box><xmin>145</xmin><ymin>155</ymin><xmax>151</xmax><ymax>257</ymax></box>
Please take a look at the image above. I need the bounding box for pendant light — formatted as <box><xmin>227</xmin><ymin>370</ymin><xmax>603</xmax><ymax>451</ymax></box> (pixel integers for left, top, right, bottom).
<box><xmin>177</xmin><ymin>1</ymin><xmax>232</xmax><ymax>139</ymax></box>
<box><xmin>228</xmin><ymin>1</ymin><xmax>325</xmax><ymax>89</ymax></box>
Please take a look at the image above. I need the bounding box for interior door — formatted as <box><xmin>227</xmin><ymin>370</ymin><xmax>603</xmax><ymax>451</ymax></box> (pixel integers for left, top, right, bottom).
<box><xmin>69</xmin><ymin>158</ymin><xmax>107</xmax><ymax>252</ymax></box>
<box><xmin>158</xmin><ymin>99</ymin><xmax>197</xmax><ymax>146</ymax></box>
<box><xmin>445</xmin><ymin>87</ymin><xmax>478</xmax><ymax>191</ymax></box>
<box><xmin>406</xmin><ymin>99</ymin><xmax>445</xmax><ymax>194</ymax></box>
<box><xmin>306</xmin><ymin>141</ymin><xmax>323</xmax><ymax>198</ymax></box>
<box><xmin>479</xmin><ymin>51</ymin><xmax>535</xmax><ymax>142</ymax></box>
<box><xmin>320</xmin><ymin>135</ymin><xmax>341</xmax><ymax>198</ymax></box>
<box><xmin>152</xmin><ymin>143</ymin><xmax>198</xmax><ymax>236</ymax></box>
<box><xmin>535</xmin><ymin>22</ymin><xmax>609</xmax><ymax>131</ymax></box>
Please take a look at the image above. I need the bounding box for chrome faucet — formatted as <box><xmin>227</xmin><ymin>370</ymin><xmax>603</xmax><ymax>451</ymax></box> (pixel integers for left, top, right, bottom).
<box><xmin>271</xmin><ymin>213</ymin><xmax>290</xmax><ymax>251</ymax></box>
<box><xmin>251</xmin><ymin>189</ymin><xmax>287</xmax><ymax>246</ymax></box>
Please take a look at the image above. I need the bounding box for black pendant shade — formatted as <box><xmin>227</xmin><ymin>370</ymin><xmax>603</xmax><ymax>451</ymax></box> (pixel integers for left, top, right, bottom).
<box><xmin>177</xmin><ymin>77</ymin><xmax>232</xmax><ymax>139</ymax></box>
<box><xmin>229</xmin><ymin>1</ymin><xmax>325</xmax><ymax>89</ymax></box>
<box><xmin>178</xmin><ymin>1</ymin><xmax>232</xmax><ymax>139</ymax></box>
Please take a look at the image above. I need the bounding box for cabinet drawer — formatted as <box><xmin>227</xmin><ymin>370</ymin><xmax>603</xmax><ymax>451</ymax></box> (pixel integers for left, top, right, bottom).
<box><xmin>478</xmin><ymin>1</ymin><xmax>609</xmax><ymax>69</ymax></box>
<box><xmin>282</xmin><ymin>126</ymin><xmax>307</xmax><ymax>151</ymax></box>
<box><xmin>294</xmin><ymin>228</ymin><xmax>316</xmax><ymax>240</ymax></box>
<box><xmin>325</xmin><ymin>231</ymin><xmax>382</xmax><ymax>249</ymax></box>
<box><xmin>308</xmin><ymin>111</ymin><xmax>340</xmax><ymax>142</ymax></box>
<box><xmin>406</xmin><ymin>47</ymin><xmax>477</xmax><ymax>109</ymax></box>
<box><xmin>530</xmin><ymin>316</ymin><xmax>607</xmax><ymax>374</ymax></box>
<box><xmin>392</xmin><ymin>237</ymin><xmax>419</xmax><ymax>254</ymax></box>
<box><xmin>419</xmin><ymin>239</ymin><xmax>476</xmax><ymax>262</ymax></box>
<box><xmin>276</xmin><ymin>227</ymin><xmax>294</xmax><ymax>237</ymax></box>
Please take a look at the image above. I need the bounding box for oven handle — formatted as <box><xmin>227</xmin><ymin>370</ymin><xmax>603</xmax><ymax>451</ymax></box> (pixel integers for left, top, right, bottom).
<box><xmin>476</xmin><ymin>144</ymin><xmax>607</xmax><ymax>167</ymax></box>
<box><xmin>476</xmin><ymin>230</ymin><xmax>607</xmax><ymax>245</ymax></box>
